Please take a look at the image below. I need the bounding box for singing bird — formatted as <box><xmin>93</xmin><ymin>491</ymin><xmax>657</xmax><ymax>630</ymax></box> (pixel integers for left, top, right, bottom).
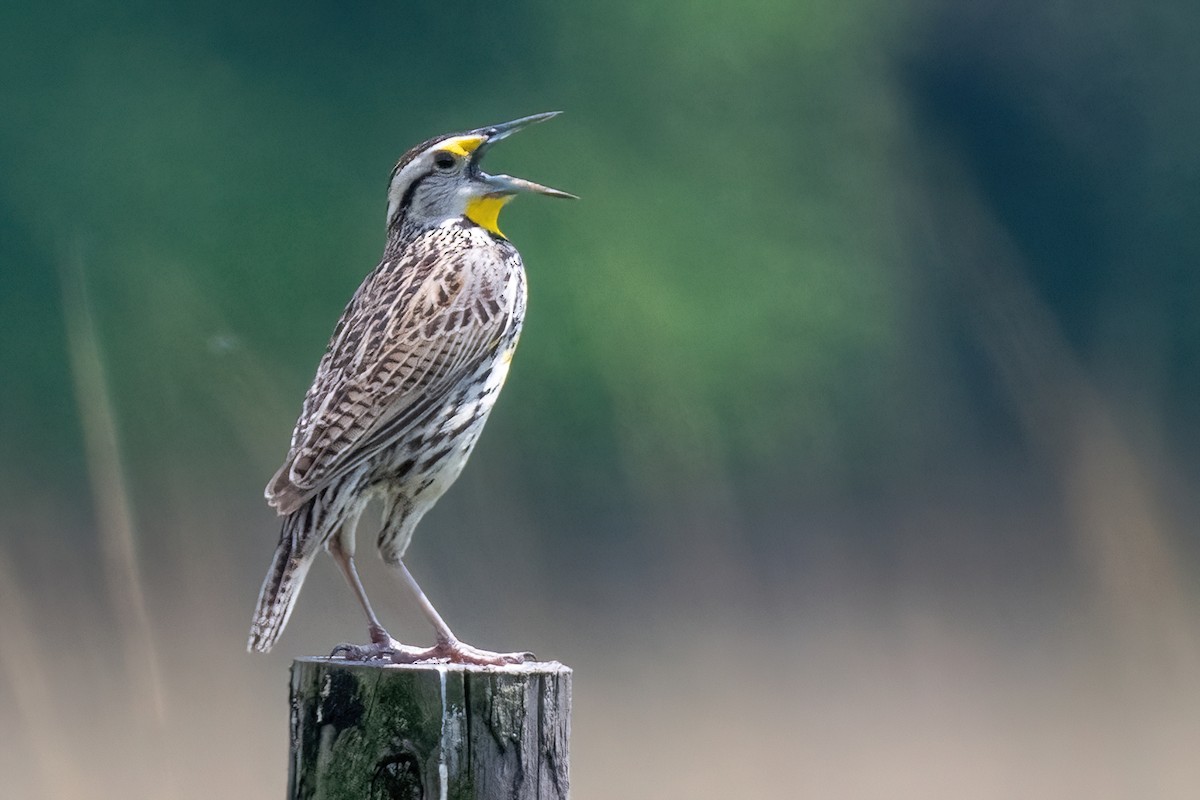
<box><xmin>248</xmin><ymin>113</ymin><xmax>574</xmax><ymax>664</ymax></box>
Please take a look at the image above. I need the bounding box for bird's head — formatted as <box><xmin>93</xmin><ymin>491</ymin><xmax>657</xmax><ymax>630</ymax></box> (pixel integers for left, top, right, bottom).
<box><xmin>385</xmin><ymin>111</ymin><xmax>576</xmax><ymax>239</ymax></box>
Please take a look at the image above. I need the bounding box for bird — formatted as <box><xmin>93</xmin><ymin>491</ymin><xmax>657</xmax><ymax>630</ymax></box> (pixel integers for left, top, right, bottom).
<box><xmin>247</xmin><ymin>112</ymin><xmax>574</xmax><ymax>664</ymax></box>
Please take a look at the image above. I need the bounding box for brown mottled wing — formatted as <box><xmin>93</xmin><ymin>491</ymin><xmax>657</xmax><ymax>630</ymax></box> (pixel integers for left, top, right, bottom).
<box><xmin>265</xmin><ymin>229</ymin><xmax>514</xmax><ymax>515</ymax></box>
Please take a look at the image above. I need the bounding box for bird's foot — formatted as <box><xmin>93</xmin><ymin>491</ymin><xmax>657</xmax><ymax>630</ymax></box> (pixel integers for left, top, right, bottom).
<box><xmin>330</xmin><ymin>639</ymin><xmax>432</xmax><ymax>662</ymax></box>
<box><xmin>329</xmin><ymin>625</ymin><xmax>531</xmax><ymax>666</ymax></box>
<box><xmin>329</xmin><ymin>625</ymin><xmax>428</xmax><ymax>662</ymax></box>
<box><xmin>396</xmin><ymin>637</ymin><xmax>534</xmax><ymax>666</ymax></box>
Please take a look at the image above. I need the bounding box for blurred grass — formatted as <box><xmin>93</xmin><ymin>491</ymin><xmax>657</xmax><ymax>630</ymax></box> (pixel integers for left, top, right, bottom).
<box><xmin>1</xmin><ymin>0</ymin><xmax>1199</xmax><ymax>797</ymax></box>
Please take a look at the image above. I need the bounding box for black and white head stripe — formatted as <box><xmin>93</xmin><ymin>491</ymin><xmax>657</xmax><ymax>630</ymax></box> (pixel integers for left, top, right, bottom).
<box><xmin>385</xmin><ymin>132</ymin><xmax>486</xmax><ymax>230</ymax></box>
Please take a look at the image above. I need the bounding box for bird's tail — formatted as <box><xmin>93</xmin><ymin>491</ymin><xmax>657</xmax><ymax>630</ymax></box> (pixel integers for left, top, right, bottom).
<box><xmin>248</xmin><ymin>512</ymin><xmax>317</xmax><ymax>653</ymax></box>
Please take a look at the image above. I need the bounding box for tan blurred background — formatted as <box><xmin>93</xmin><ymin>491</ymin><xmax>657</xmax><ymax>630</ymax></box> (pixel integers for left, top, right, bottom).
<box><xmin>2</xmin><ymin>0</ymin><xmax>1199</xmax><ymax>797</ymax></box>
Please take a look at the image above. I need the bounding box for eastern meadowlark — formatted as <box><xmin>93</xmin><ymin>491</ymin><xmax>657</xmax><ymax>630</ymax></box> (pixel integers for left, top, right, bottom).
<box><xmin>248</xmin><ymin>112</ymin><xmax>574</xmax><ymax>664</ymax></box>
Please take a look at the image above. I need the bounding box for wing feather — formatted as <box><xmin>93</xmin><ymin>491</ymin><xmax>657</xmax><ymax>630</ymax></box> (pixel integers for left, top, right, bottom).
<box><xmin>266</xmin><ymin>227</ymin><xmax>516</xmax><ymax>515</ymax></box>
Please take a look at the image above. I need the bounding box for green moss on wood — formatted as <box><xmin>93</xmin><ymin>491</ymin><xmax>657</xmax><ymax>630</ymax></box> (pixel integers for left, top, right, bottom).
<box><xmin>288</xmin><ymin>659</ymin><xmax>570</xmax><ymax>800</ymax></box>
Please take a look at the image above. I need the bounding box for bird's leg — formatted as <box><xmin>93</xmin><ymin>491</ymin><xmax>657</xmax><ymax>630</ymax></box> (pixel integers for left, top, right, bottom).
<box><xmin>386</xmin><ymin>559</ymin><xmax>533</xmax><ymax>666</ymax></box>
<box><xmin>328</xmin><ymin>533</ymin><xmax>388</xmax><ymax>642</ymax></box>
<box><xmin>326</xmin><ymin>531</ymin><xmax>426</xmax><ymax>662</ymax></box>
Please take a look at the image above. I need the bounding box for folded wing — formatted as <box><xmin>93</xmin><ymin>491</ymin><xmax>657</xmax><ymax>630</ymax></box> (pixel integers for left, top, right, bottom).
<box><xmin>266</xmin><ymin>234</ymin><xmax>513</xmax><ymax>515</ymax></box>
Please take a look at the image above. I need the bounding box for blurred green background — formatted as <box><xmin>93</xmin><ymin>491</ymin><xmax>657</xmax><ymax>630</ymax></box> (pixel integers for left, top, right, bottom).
<box><xmin>2</xmin><ymin>0</ymin><xmax>1199</xmax><ymax>797</ymax></box>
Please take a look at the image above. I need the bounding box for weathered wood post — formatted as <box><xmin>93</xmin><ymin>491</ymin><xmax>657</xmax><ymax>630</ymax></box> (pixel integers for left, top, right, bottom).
<box><xmin>289</xmin><ymin>658</ymin><xmax>571</xmax><ymax>799</ymax></box>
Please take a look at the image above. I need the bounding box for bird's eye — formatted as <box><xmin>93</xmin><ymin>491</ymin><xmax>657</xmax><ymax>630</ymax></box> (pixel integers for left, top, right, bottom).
<box><xmin>433</xmin><ymin>152</ymin><xmax>457</xmax><ymax>171</ymax></box>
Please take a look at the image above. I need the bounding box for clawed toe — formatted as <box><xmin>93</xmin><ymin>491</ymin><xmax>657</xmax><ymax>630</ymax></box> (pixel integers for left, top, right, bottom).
<box><xmin>419</xmin><ymin>639</ymin><xmax>533</xmax><ymax>666</ymax></box>
<box><xmin>329</xmin><ymin>627</ymin><xmax>429</xmax><ymax>663</ymax></box>
<box><xmin>329</xmin><ymin>641</ymin><xmax>389</xmax><ymax>661</ymax></box>
<box><xmin>330</xmin><ymin>641</ymin><xmax>434</xmax><ymax>662</ymax></box>
<box><xmin>329</xmin><ymin>642</ymin><xmax>355</xmax><ymax>659</ymax></box>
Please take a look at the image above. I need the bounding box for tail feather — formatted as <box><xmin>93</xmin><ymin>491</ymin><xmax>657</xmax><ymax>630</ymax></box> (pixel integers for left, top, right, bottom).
<box><xmin>248</xmin><ymin>515</ymin><xmax>317</xmax><ymax>653</ymax></box>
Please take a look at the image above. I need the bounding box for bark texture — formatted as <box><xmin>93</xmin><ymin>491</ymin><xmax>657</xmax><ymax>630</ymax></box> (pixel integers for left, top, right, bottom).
<box><xmin>289</xmin><ymin>658</ymin><xmax>571</xmax><ymax>800</ymax></box>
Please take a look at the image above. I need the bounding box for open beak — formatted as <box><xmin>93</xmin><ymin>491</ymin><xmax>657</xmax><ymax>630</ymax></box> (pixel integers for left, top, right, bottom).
<box><xmin>471</xmin><ymin>112</ymin><xmax>578</xmax><ymax>200</ymax></box>
<box><xmin>481</xmin><ymin>173</ymin><xmax>577</xmax><ymax>199</ymax></box>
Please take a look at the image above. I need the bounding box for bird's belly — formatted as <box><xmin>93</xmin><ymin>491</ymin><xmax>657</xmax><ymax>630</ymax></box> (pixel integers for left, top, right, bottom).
<box><xmin>368</xmin><ymin>340</ymin><xmax>518</xmax><ymax>507</ymax></box>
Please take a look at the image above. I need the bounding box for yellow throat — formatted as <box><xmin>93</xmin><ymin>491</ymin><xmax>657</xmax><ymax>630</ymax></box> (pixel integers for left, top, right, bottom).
<box><xmin>466</xmin><ymin>195</ymin><xmax>514</xmax><ymax>238</ymax></box>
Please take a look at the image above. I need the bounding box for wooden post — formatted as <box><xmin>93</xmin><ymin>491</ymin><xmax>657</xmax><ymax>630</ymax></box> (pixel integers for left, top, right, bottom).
<box><xmin>288</xmin><ymin>657</ymin><xmax>571</xmax><ymax>800</ymax></box>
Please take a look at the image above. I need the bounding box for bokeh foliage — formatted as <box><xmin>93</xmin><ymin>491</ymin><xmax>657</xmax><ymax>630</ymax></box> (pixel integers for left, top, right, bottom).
<box><xmin>1</xmin><ymin>0</ymin><xmax>1197</xmax><ymax>577</ymax></box>
<box><xmin>1</xmin><ymin>0</ymin><xmax>935</xmax><ymax>519</ymax></box>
